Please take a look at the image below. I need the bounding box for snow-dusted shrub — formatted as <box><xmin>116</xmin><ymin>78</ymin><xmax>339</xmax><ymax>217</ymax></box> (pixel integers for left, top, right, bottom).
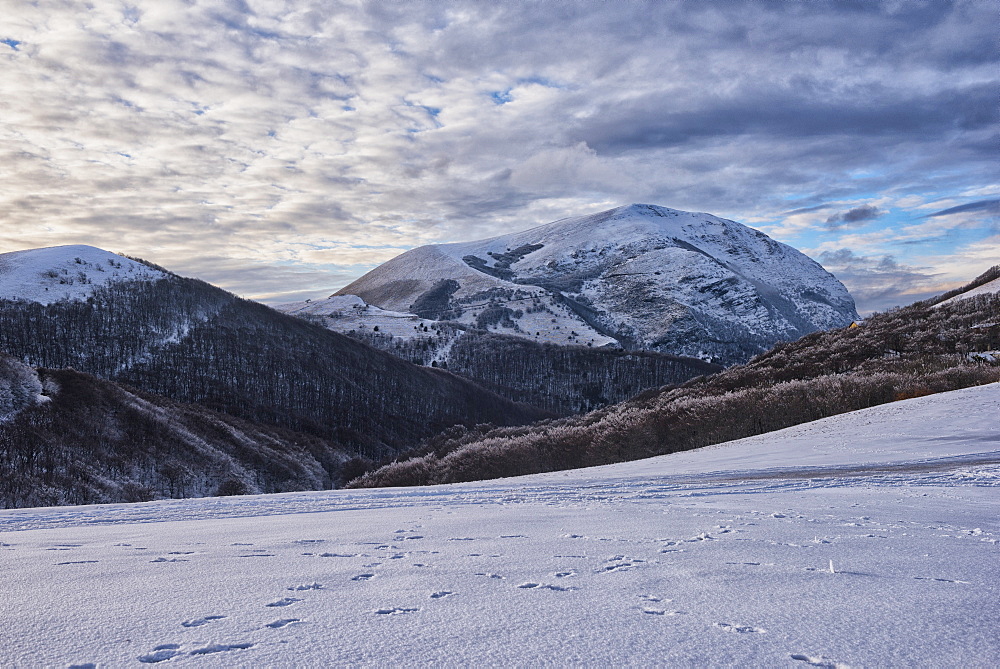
<box><xmin>0</xmin><ymin>355</ymin><xmax>45</xmax><ymax>422</ymax></box>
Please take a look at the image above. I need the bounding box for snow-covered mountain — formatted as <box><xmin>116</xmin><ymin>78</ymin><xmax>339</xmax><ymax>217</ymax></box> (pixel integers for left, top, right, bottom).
<box><xmin>0</xmin><ymin>244</ymin><xmax>164</xmax><ymax>304</ymax></box>
<box><xmin>335</xmin><ymin>204</ymin><xmax>859</xmax><ymax>364</ymax></box>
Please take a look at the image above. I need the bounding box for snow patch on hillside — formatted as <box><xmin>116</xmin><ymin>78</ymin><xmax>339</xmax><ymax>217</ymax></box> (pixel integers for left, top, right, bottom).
<box><xmin>275</xmin><ymin>295</ymin><xmax>441</xmax><ymax>341</ymax></box>
<box><xmin>0</xmin><ymin>245</ymin><xmax>164</xmax><ymax>305</ymax></box>
<box><xmin>936</xmin><ymin>276</ymin><xmax>1000</xmax><ymax>307</ymax></box>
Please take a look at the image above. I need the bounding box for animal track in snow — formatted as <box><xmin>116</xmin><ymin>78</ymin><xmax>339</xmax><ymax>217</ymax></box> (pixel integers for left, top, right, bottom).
<box><xmin>56</xmin><ymin>560</ymin><xmax>98</xmax><ymax>565</ymax></box>
<box><xmin>685</xmin><ymin>532</ymin><xmax>718</xmax><ymax>542</ymax></box>
<box><xmin>288</xmin><ymin>582</ymin><xmax>324</xmax><ymax>591</ymax></box>
<box><xmin>474</xmin><ymin>572</ymin><xmax>505</xmax><ymax>579</ymax></box>
<box><xmin>351</xmin><ymin>573</ymin><xmax>374</xmax><ymax>581</ymax></box>
<box><xmin>430</xmin><ymin>591</ymin><xmax>455</xmax><ymax>599</ymax></box>
<box><xmin>150</xmin><ymin>557</ymin><xmax>188</xmax><ymax>563</ymax></box>
<box><xmin>791</xmin><ymin>653</ymin><xmax>850</xmax><ymax>668</ymax></box>
<box><xmin>318</xmin><ymin>552</ymin><xmax>358</xmax><ymax>558</ymax></box>
<box><xmin>595</xmin><ymin>556</ymin><xmax>646</xmax><ymax>574</ymax></box>
<box><xmin>517</xmin><ymin>582</ymin><xmax>577</xmax><ymax>591</ymax></box>
<box><xmin>714</xmin><ymin>622</ymin><xmax>766</xmax><ymax>634</ymax></box>
<box><xmin>181</xmin><ymin>615</ymin><xmax>226</xmax><ymax>627</ymax></box>
<box><xmin>374</xmin><ymin>607</ymin><xmax>419</xmax><ymax>615</ymax></box>
<box><xmin>642</xmin><ymin>608</ymin><xmax>687</xmax><ymax>616</ymax></box>
<box><xmin>554</xmin><ymin>569</ymin><xmax>577</xmax><ymax>578</ymax></box>
<box><xmin>189</xmin><ymin>642</ymin><xmax>254</xmax><ymax>655</ymax></box>
<box><xmin>265</xmin><ymin>597</ymin><xmax>302</xmax><ymax>607</ymax></box>
<box><xmin>138</xmin><ymin>644</ymin><xmax>182</xmax><ymax>663</ymax></box>
<box><xmin>265</xmin><ymin>618</ymin><xmax>301</xmax><ymax>629</ymax></box>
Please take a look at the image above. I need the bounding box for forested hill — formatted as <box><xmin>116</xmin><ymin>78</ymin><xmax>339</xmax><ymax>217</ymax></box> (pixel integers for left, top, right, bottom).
<box><xmin>0</xmin><ymin>274</ymin><xmax>549</xmax><ymax>458</ymax></box>
<box><xmin>0</xmin><ymin>354</ymin><xmax>356</xmax><ymax>509</ymax></box>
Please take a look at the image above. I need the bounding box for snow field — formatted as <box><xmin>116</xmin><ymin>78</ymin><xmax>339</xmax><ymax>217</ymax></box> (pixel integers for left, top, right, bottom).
<box><xmin>1</xmin><ymin>383</ymin><xmax>998</xmax><ymax>666</ymax></box>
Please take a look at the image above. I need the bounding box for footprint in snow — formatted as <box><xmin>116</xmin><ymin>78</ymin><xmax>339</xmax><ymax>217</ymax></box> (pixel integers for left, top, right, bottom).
<box><xmin>374</xmin><ymin>607</ymin><xmax>419</xmax><ymax>615</ymax></box>
<box><xmin>138</xmin><ymin>644</ymin><xmax>182</xmax><ymax>663</ymax></box>
<box><xmin>643</xmin><ymin>608</ymin><xmax>688</xmax><ymax>616</ymax></box>
<box><xmin>517</xmin><ymin>582</ymin><xmax>577</xmax><ymax>591</ymax></box>
<box><xmin>265</xmin><ymin>597</ymin><xmax>302</xmax><ymax>608</ymax></box>
<box><xmin>265</xmin><ymin>618</ymin><xmax>301</xmax><ymax>629</ymax></box>
<box><xmin>288</xmin><ymin>582</ymin><xmax>324</xmax><ymax>591</ymax></box>
<box><xmin>430</xmin><ymin>591</ymin><xmax>455</xmax><ymax>599</ymax></box>
<box><xmin>181</xmin><ymin>615</ymin><xmax>226</xmax><ymax>628</ymax></box>
<box><xmin>791</xmin><ymin>653</ymin><xmax>849</xmax><ymax>668</ymax></box>
<box><xmin>189</xmin><ymin>642</ymin><xmax>253</xmax><ymax>656</ymax></box>
<box><xmin>714</xmin><ymin>622</ymin><xmax>766</xmax><ymax>634</ymax></box>
<box><xmin>595</xmin><ymin>556</ymin><xmax>645</xmax><ymax>574</ymax></box>
<box><xmin>351</xmin><ymin>573</ymin><xmax>374</xmax><ymax>582</ymax></box>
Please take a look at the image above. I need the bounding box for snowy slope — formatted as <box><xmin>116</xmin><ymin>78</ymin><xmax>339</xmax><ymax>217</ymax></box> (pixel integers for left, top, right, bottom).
<box><xmin>936</xmin><ymin>275</ymin><xmax>1000</xmax><ymax>307</ymax></box>
<box><xmin>0</xmin><ymin>245</ymin><xmax>165</xmax><ymax>304</ymax></box>
<box><xmin>2</xmin><ymin>383</ymin><xmax>997</xmax><ymax>667</ymax></box>
<box><xmin>275</xmin><ymin>295</ymin><xmax>443</xmax><ymax>341</ymax></box>
<box><xmin>336</xmin><ymin>204</ymin><xmax>858</xmax><ymax>363</ymax></box>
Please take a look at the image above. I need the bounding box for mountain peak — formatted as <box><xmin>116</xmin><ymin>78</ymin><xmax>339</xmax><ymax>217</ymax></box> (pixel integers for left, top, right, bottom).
<box><xmin>334</xmin><ymin>204</ymin><xmax>859</xmax><ymax>365</ymax></box>
<box><xmin>0</xmin><ymin>244</ymin><xmax>165</xmax><ymax>305</ymax></box>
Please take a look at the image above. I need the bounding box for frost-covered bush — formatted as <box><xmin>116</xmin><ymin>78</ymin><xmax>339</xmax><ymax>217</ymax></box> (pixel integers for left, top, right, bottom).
<box><xmin>0</xmin><ymin>355</ymin><xmax>45</xmax><ymax>423</ymax></box>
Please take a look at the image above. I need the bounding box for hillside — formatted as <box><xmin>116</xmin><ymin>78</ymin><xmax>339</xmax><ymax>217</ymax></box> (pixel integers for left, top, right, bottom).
<box><xmin>350</xmin><ymin>282</ymin><xmax>999</xmax><ymax>487</ymax></box>
<box><xmin>0</xmin><ymin>246</ymin><xmax>549</xmax><ymax>458</ymax></box>
<box><xmin>0</xmin><ymin>355</ymin><xmax>355</xmax><ymax>509</ymax></box>
<box><xmin>932</xmin><ymin>264</ymin><xmax>1000</xmax><ymax>307</ymax></box>
<box><xmin>335</xmin><ymin>204</ymin><xmax>858</xmax><ymax>364</ymax></box>
<box><xmin>279</xmin><ymin>296</ymin><xmax>720</xmax><ymax>415</ymax></box>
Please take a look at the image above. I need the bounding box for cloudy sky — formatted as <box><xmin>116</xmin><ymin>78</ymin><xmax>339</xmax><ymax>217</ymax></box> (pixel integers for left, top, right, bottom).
<box><xmin>1</xmin><ymin>0</ymin><xmax>996</xmax><ymax>313</ymax></box>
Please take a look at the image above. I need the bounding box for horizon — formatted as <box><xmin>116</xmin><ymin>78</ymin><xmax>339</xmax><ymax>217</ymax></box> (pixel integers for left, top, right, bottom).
<box><xmin>1</xmin><ymin>1</ymin><xmax>996</xmax><ymax>314</ymax></box>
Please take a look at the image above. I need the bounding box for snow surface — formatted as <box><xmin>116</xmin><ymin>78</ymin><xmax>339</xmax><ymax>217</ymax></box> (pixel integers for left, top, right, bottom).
<box><xmin>0</xmin><ymin>245</ymin><xmax>164</xmax><ymax>305</ymax></box>
<box><xmin>2</xmin><ymin>383</ymin><xmax>998</xmax><ymax>666</ymax></box>
<box><xmin>936</xmin><ymin>276</ymin><xmax>1000</xmax><ymax>307</ymax></box>
<box><xmin>274</xmin><ymin>295</ymin><xmax>444</xmax><ymax>341</ymax></box>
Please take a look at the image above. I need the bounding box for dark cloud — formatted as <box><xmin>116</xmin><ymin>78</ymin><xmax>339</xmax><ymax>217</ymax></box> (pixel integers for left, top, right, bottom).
<box><xmin>574</xmin><ymin>83</ymin><xmax>997</xmax><ymax>154</ymax></box>
<box><xmin>923</xmin><ymin>199</ymin><xmax>1000</xmax><ymax>218</ymax></box>
<box><xmin>825</xmin><ymin>205</ymin><xmax>884</xmax><ymax>230</ymax></box>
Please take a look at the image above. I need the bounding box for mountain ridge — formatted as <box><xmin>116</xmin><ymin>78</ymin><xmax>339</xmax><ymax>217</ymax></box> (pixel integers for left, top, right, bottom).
<box><xmin>335</xmin><ymin>204</ymin><xmax>859</xmax><ymax>364</ymax></box>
